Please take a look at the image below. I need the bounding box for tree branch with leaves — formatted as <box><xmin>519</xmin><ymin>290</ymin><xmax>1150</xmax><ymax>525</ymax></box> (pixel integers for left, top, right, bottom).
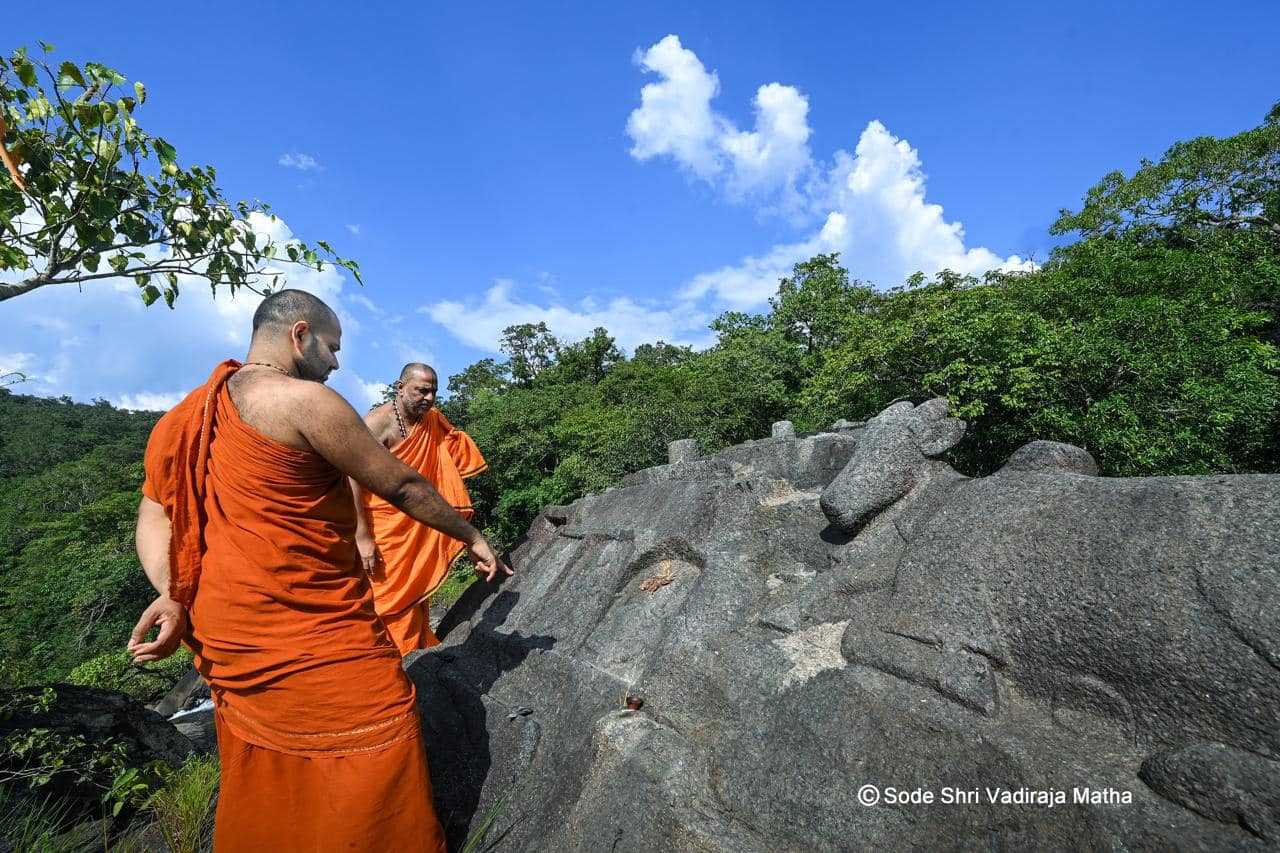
<box><xmin>0</xmin><ymin>43</ymin><xmax>361</xmax><ymax>305</ymax></box>
<box><xmin>1052</xmin><ymin>101</ymin><xmax>1280</xmax><ymax>246</ymax></box>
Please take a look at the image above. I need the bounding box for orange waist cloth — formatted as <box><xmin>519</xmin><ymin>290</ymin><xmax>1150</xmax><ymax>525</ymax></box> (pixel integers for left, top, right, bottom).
<box><xmin>361</xmin><ymin>408</ymin><xmax>486</xmax><ymax>652</ymax></box>
<box><xmin>142</xmin><ymin>362</ymin><xmax>420</xmax><ymax>756</ymax></box>
<box><xmin>213</xmin><ymin>711</ymin><xmax>445</xmax><ymax>853</ymax></box>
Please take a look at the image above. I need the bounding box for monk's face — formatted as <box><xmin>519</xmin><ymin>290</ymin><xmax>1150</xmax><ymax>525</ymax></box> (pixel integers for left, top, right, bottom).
<box><xmin>294</xmin><ymin>319</ymin><xmax>341</xmax><ymax>383</ymax></box>
<box><xmin>398</xmin><ymin>371</ymin><xmax>437</xmax><ymax>416</ymax></box>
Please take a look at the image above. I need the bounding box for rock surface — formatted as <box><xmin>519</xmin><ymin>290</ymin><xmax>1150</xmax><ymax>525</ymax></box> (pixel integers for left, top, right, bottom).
<box><xmin>0</xmin><ymin>684</ymin><xmax>192</xmax><ymax>820</ymax></box>
<box><xmin>411</xmin><ymin>401</ymin><xmax>1279</xmax><ymax>851</ymax></box>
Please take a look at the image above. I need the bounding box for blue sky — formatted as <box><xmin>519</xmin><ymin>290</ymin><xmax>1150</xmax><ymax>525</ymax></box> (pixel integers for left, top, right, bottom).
<box><xmin>3</xmin><ymin>0</ymin><xmax>1278</xmax><ymax>410</ymax></box>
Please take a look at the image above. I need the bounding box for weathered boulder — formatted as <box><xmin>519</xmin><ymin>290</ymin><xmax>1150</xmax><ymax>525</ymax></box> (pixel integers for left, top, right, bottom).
<box><xmin>411</xmin><ymin>404</ymin><xmax>1279</xmax><ymax>851</ymax></box>
<box><xmin>0</xmin><ymin>684</ymin><xmax>192</xmax><ymax>820</ymax></box>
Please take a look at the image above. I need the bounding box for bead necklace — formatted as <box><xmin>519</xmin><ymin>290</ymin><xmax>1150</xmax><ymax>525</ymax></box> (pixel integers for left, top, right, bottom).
<box><xmin>391</xmin><ymin>397</ymin><xmax>408</xmax><ymax>439</ymax></box>
<box><xmin>242</xmin><ymin>361</ymin><xmax>295</xmax><ymax>378</ymax></box>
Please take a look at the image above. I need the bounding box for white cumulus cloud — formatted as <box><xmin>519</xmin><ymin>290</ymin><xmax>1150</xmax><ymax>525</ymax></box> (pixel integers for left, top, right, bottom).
<box><xmin>628</xmin><ymin>35</ymin><xmax>815</xmax><ymax>207</ymax></box>
<box><xmin>628</xmin><ymin>36</ymin><xmax>1033</xmax><ymax>304</ymax></box>
<box><xmin>627</xmin><ymin>35</ymin><xmax>723</xmax><ymax>181</ymax></box>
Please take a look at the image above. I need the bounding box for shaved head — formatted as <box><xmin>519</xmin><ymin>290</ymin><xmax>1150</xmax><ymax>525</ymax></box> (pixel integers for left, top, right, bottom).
<box><xmin>399</xmin><ymin>362</ymin><xmax>437</xmax><ymax>382</ymax></box>
<box><xmin>395</xmin><ymin>363</ymin><xmax>438</xmax><ymax>418</ymax></box>
<box><xmin>252</xmin><ymin>289</ymin><xmax>339</xmax><ymax>338</ymax></box>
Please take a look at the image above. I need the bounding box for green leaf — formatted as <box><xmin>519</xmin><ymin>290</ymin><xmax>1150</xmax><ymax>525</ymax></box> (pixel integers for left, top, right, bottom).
<box><xmin>74</xmin><ymin>102</ymin><xmax>100</xmax><ymax>128</ymax></box>
<box><xmin>14</xmin><ymin>58</ymin><xmax>37</xmax><ymax>88</ymax></box>
<box><xmin>134</xmin><ymin>81</ymin><xmax>146</xmax><ymax>104</ymax></box>
<box><xmin>140</xmin><ymin>284</ymin><xmax>160</xmax><ymax>306</ymax></box>
<box><xmin>108</xmin><ymin>254</ymin><xmax>128</xmax><ymax>273</ymax></box>
<box><xmin>153</xmin><ymin>137</ymin><xmax>177</xmax><ymax>167</ymax></box>
<box><xmin>82</xmin><ymin>252</ymin><xmax>100</xmax><ymax>272</ymax></box>
<box><xmin>58</xmin><ymin>61</ymin><xmax>87</xmax><ymax>88</ymax></box>
<box><xmin>134</xmin><ymin>273</ymin><xmax>149</xmax><ymax>288</ymax></box>
<box><xmin>84</xmin><ymin>62</ymin><xmax>126</xmax><ymax>86</ymax></box>
<box><xmin>38</xmin><ymin>41</ymin><xmax>55</xmax><ymax>53</ymax></box>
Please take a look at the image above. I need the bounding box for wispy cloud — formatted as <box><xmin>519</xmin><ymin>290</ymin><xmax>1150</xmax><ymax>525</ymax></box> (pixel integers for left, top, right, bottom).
<box><xmin>116</xmin><ymin>391</ymin><xmax>184</xmax><ymax>411</ymax></box>
<box><xmin>348</xmin><ymin>294</ymin><xmax>383</xmax><ymax>316</ymax></box>
<box><xmin>422</xmin><ymin>279</ymin><xmax>712</xmax><ymax>355</ymax></box>
<box><xmin>346</xmin><ymin>224</ymin><xmax>361</xmax><ymax>236</ymax></box>
<box><xmin>278</xmin><ymin>152</ymin><xmax>321</xmax><ymax>171</ymax></box>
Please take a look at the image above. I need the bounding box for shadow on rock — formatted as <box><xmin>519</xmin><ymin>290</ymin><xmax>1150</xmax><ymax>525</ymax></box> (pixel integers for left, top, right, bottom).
<box><xmin>409</xmin><ymin>583</ymin><xmax>556</xmax><ymax>849</ymax></box>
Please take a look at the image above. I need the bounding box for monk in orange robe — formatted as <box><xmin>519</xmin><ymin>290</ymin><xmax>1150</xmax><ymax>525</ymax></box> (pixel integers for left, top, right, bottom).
<box><xmin>128</xmin><ymin>290</ymin><xmax>511</xmax><ymax>852</ymax></box>
<box><xmin>352</xmin><ymin>363</ymin><xmax>487</xmax><ymax>653</ymax></box>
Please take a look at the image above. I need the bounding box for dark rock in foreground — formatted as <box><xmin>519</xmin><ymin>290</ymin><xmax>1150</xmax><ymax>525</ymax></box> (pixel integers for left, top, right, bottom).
<box><xmin>0</xmin><ymin>684</ymin><xmax>192</xmax><ymax>820</ymax></box>
<box><xmin>411</xmin><ymin>403</ymin><xmax>1279</xmax><ymax>851</ymax></box>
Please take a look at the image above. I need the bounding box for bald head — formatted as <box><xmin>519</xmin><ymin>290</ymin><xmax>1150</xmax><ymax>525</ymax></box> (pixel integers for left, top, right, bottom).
<box><xmin>399</xmin><ymin>362</ymin><xmax>437</xmax><ymax>382</ymax></box>
<box><xmin>251</xmin><ymin>289</ymin><xmax>339</xmax><ymax>339</ymax></box>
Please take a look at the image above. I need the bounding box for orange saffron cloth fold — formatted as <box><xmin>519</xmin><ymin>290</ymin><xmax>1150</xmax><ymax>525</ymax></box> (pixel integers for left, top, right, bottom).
<box><xmin>361</xmin><ymin>408</ymin><xmax>487</xmax><ymax>653</ymax></box>
<box><xmin>142</xmin><ymin>361</ymin><xmax>446</xmax><ymax>852</ymax></box>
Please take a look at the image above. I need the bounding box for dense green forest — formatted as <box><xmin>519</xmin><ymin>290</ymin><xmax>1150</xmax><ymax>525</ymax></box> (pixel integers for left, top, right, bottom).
<box><xmin>1</xmin><ymin>102</ymin><xmax>1277</xmax><ymax>696</ymax></box>
<box><xmin>0</xmin><ymin>393</ymin><xmax>192</xmax><ymax>695</ymax></box>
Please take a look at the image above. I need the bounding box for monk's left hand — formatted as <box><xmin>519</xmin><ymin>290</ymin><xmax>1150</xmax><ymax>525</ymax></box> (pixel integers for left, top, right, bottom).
<box><xmin>468</xmin><ymin>536</ymin><xmax>513</xmax><ymax>583</ymax></box>
<box><xmin>128</xmin><ymin>596</ymin><xmax>188</xmax><ymax>663</ymax></box>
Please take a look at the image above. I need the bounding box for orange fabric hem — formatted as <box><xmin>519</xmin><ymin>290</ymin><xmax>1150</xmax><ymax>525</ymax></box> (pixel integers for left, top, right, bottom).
<box><xmin>213</xmin><ymin>711</ymin><xmax>446</xmax><ymax>853</ymax></box>
<box><xmin>459</xmin><ymin>461</ymin><xmax>489</xmax><ymax>479</ymax></box>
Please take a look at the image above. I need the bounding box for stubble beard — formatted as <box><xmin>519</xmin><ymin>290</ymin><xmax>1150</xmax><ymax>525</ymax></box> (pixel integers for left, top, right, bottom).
<box><xmin>298</xmin><ymin>338</ymin><xmax>332</xmax><ymax>383</ymax></box>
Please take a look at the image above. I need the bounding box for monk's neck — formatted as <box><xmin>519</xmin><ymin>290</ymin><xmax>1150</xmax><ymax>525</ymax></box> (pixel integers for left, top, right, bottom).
<box><xmin>243</xmin><ymin>344</ymin><xmax>297</xmax><ymax>374</ymax></box>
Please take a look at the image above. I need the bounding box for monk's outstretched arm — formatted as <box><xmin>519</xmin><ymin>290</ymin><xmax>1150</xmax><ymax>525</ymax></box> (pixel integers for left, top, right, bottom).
<box><xmin>129</xmin><ymin>496</ymin><xmax>187</xmax><ymax>663</ymax></box>
<box><xmin>299</xmin><ymin>386</ymin><xmax>512</xmax><ymax>581</ymax></box>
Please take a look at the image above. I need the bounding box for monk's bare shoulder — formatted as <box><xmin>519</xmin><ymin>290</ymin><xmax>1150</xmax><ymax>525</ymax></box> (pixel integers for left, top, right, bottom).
<box><xmin>363</xmin><ymin>402</ymin><xmax>398</xmax><ymax>447</ymax></box>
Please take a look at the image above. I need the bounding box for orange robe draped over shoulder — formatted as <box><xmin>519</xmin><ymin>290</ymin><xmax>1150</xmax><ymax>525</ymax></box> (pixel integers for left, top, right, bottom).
<box><xmin>361</xmin><ymin>408</ymin><xmax>486</xmax><ymax>653</ymax></box>
<box><xmin>142</xmin><ymin>361</ymin><xmax>445</xmax><ymax>852</ymax></box>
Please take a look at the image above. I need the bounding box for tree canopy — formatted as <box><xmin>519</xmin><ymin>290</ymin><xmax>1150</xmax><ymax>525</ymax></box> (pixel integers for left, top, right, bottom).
<box><xmin>0</xmin><ymin>43</ymin><xmax>359</xmax><ymax>305</ymax></box>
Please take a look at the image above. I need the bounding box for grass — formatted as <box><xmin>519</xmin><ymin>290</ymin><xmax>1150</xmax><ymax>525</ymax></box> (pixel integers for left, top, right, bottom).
<box><xmin>459</xmin><ymin>788</ymin><xmax>512</xmax><ymax>853</ymax></box>
<box><xmin>0</xmin><ymin>753</ymin><xmax>219</xmax><ymax>853</ymax></box>
<box><xmin>430</xmin><ymin>556</ymin><xmax>480</xmax><ymax>614</ymax></box>
<box><xmin>0</xmin><ymin>787</ymin><xmax>99</xmax><ymax>852</ymax></box>
<box><xmin>147</xmin><ymin>755</ymin><xmax>220</xmax><ymax>853</ymax></box>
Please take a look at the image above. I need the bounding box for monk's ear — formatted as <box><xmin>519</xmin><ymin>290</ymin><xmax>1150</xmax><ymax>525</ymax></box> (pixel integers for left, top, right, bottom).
<box><xmin>289</xmin><ymin>319</ymin><xmax>311</xmax><ymax>350</ymax></box>
<box><xmin>912</xmin><ymin>398</ymin><xmax>966</xmax><ymax>457</ymax></box>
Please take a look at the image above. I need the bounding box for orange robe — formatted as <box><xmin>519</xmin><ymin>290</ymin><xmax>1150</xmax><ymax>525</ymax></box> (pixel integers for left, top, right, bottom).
<box><xmin>361</xmin><ymin>408</ymin><xmax>487</xmax><ymax>653</ymax></box>
<box><xmin>142</xmin><ymin>361</ymin><xmax>446</xmax><ymax>852</ymax></box>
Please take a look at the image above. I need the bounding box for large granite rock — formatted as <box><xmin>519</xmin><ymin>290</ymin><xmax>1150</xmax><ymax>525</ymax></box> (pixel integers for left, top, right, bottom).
<box><xmin>410</xmin><ymin>402</ymin><xmax>1279</xmax><ymax>851</ymax></box>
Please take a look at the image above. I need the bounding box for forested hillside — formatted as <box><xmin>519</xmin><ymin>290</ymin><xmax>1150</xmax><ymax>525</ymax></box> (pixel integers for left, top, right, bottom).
<box><xmin>0</xmin><ymin>393</ymin><xmax>192</xmax><ymax>696</ymax></box>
